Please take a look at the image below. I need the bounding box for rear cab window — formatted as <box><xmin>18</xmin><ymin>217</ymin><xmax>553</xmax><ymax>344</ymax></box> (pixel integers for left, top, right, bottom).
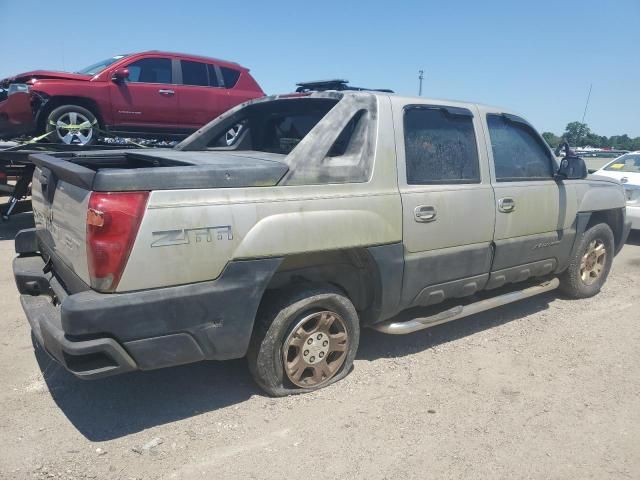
<box><xmin>486</xmin><ymin>114</ymin><xmax>555</xmax><ymax>181</ymax></box>
<box><xmin>221</xmin><ymin>67</ymin><xmax>241</xmax><ymax>88</ymax></box>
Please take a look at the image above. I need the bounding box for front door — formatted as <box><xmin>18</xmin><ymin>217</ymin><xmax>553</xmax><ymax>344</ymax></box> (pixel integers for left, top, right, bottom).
<box><xmin>109</xmin><ymin>56</ymin><xmax>180</xmax><ymax>130</ymax></box>
<box><xmin>482</xmin><ymin>111</ymin><xmax>575</xmax><ymax>288</ymax></box>
<box><xmin>394</xmin><ymin>101</ymin><xmax>496</xmax><ymax>308</ymax></box>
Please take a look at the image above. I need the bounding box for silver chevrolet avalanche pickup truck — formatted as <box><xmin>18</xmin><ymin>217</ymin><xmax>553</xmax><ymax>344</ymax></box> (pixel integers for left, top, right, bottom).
<box><xmin>13</xmin><ymin>91</ymin><xmax>631</xmax><ymax>396</ymax></box>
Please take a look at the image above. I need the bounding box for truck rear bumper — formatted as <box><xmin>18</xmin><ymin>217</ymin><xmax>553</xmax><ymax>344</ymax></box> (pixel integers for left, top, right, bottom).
<box><xmin>14</xmin><ymin>233</ymin><xmax>281</xmax><ymax>379</ymax></box>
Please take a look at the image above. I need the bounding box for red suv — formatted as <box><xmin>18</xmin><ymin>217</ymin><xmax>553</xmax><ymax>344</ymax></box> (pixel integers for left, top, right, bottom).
<box><xmin>0</xmin><ymin>51</ymin><xmax>264</xmax><ymax>145</ymax></box>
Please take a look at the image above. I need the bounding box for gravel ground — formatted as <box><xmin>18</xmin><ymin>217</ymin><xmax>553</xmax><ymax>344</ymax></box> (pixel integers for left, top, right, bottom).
<box><xmin>1</xmin><ymin>213</ymin><xmax>639</xmax><ymax>480</ymax></box>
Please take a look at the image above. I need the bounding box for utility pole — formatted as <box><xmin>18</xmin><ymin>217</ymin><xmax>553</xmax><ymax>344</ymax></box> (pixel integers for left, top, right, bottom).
<box><xmin>581</xmin><ymin>83</ymin><xmax>592</xmax><ymax>124</ymax></box>
<box><xmin>418</xmin><ymin>70</ymin><xmax>424</xmax><ymax>96</ymax></box>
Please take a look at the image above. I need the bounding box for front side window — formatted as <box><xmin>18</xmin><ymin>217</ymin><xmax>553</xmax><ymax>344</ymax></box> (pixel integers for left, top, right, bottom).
<box><xmin>126</xmin><ymin>58</ymin><xmax>172</xmax><ymax>84</ymax></box>
<box><xmin>487</xmin><ymin>114</ymin><xmax>554</xmax><ymax>181</ymax></box>
<box><xmin>404</xmin><ymin>107</ymin><xmax>480</xmax><ymax>184</ymax></box>
<box><xmin>181</xmin><ymin>60</ymin><xmax>208</xmax><ymax>86</ymax></box>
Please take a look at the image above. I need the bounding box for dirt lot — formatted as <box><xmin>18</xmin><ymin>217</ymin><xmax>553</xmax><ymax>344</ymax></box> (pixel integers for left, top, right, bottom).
<box><xmin>1</xmin><ymin>212</ymin><xmax>639</xmax><ymax>480</ymax></box>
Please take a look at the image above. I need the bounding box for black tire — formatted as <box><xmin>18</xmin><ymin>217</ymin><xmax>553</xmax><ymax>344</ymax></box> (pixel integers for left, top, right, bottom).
<box><xmin>247</xmin><ymin>284</ymin><xmax>360</xmax><ymax>397</ymax></box>
<box><xmin>45</xmin><ymin>104</ymin><xmax>98</xmax><ymax>145</ymax></box>
<box><xmin>559</xmin><ymin>223</ymin><xmax>615</xmax><ymax>299</ymax></box>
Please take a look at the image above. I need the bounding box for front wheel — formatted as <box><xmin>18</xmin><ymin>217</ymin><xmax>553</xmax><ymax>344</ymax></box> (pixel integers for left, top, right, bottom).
<box><xmin>247</xmin><ymin>285</ymin><xmax>360</xmax><ymax>396</ymax></box>
<box><xmin>559</xmin><ymin>223</ymin><xmax>615</xmax><ymax>298</ymax></box>
<box><xmin>45</xmin><ymin>104</ymin><xmax>98</xmax><ymax>145</ymax></box>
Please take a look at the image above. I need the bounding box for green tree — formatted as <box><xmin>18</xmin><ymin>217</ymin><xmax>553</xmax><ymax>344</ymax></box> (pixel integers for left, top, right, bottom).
<box><xmin>563</xmin><ymin>121</ymin><xmax>591</xmax><ymax>146</ymax></box>
<box><xmin>541</xmin><ymin>131</ymin><xmax>561</xmax><ymax>148</ymax></box>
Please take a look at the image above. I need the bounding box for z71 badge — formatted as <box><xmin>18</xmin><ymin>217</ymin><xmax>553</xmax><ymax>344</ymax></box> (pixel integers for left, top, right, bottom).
<box><xmin>151</xmin><ymin>225</ymin><xmax>233</xmax><ymax>247</ymax></box>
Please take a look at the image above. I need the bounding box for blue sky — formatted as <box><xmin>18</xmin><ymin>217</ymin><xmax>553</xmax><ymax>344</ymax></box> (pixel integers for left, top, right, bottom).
<box><xmin>1</xmin><ymin>0</ymin><xmax>638</xmax><ymax>136</ymax></box>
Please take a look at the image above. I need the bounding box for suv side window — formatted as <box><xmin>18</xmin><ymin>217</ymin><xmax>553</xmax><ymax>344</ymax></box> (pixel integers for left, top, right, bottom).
<box><xmin>126</xmin><ymin>58</ymin><xmax>172</xmax><ymax>84</ymax></box>
<box><xmin>181</xmin><ymin>60</ymin><xmax>209</xmax><ymax>87</ymax></box>
<box><xmin>404</xmin><ymin>106</ymin><xmax>480</xmax><ymax>184</ymax></box>
<box><xmin>221</xmin><ymin>67</ymin><xmax>240</xmax><ymax>88</ymax></box>
<box><xmin>207</xmin><ymin>64</ymin><xmax>221</xmax><ymax>87</ymax></box>
<box><xmin>487</xmin><ymin>114</ymin><xmax>554</xmax><ymax>181</ymax></box>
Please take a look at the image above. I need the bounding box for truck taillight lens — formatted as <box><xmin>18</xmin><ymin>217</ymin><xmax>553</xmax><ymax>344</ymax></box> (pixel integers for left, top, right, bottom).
<box><xmin>86</xmin><ymin>191</ymin><xmax>149</xmax><ymax>292</ymax></box>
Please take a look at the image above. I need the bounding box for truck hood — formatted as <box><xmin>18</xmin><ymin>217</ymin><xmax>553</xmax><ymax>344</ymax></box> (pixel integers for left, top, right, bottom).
<box><xmin>1</xmin><ymin>70</ymin><xmax>91</xmax><ymax>87</ymax></box>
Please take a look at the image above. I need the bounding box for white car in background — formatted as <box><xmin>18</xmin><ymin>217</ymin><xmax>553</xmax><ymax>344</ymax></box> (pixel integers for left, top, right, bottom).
<box><xmin>595</xmin><ymin>152</ymin><xmax>640</xmax><ymax>230</ymax></box>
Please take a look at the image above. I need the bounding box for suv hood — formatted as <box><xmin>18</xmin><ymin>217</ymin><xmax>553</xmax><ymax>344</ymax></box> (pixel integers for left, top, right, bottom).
<box><xmin>0</xmin><ymin>70</ymin><xmax>91</xmax><ymax>87</ymax></box>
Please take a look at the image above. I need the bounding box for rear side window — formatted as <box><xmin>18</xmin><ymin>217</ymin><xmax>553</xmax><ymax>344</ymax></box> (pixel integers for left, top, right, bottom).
<box><xmin>126</xmin><ymin>58</ymin><xmax>172</xmax><ymax>84</ymax></box>
<box><xmin>404</xmin><ymin>107</ymin><xmax>480</xmax><ymax>184</ymax></box>
<box><xmin>487</xmin><ymin>114</ymin><xmax>554</xmax><ymax>181</ymax></box>
<box><xmin>181</xmin><ymin>60</ymin><xmax>208</xmax><ymax>86</ymax></box>
<box><xmin>221</xmin><ymin>67</ymin><xmax>240</xmax><ymax>88</ymax></box>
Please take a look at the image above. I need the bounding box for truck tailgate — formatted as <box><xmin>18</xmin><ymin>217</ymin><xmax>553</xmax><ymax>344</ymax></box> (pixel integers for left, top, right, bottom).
<box><xmin>31</xmin><ymin>166</ymin><xmax>92</xmax><ymax>287</ymax></box>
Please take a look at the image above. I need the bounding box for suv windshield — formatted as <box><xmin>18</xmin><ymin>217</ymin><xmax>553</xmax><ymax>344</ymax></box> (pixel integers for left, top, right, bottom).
<box><xmin>604</xmin><ymin>154</ymin><xmax>640</xmax><ymax>173</ymax></box>
<box><xmin>76</xmin><ymin>55</ymin><xmax>127</xmax><ymax>75</ymax></box>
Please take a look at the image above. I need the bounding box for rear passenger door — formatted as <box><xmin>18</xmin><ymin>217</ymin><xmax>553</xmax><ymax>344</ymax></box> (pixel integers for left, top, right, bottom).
<box><xmin>394</xmin><ymin>101</ymin><xmax>496</xmax><ymax>308</ymax></box>
<box><xmin>482</xmin><ymin>111</ymin><xmax>572</xmax><ymax>288</ymax></box>
<box><xmin>176</xmin><ymin>60</ymin><xmax>226</xmax><ymax>129</ymax></box>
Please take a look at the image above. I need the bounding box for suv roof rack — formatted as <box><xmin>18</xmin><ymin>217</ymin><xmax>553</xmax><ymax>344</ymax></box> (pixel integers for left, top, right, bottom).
<box><xmin>295</xmin><ymin>79</ymin><xmax>393</xmax><ymax>93</ymax></box>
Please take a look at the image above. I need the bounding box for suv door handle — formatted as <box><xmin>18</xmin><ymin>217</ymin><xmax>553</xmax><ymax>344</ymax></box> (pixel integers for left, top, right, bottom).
<box><xmin>498</xmin><ymin>197</ymin><xmax>516</xmax><ymax>213</ymax></box>
<box><xmin>414</xmin><ymin>205</ymin><xmax>437</xmax><ymax>222</ymax></box>
<box><xmin>158</xmin><ymin>89</ymin><xmax>175</xmax><ymax>96</ymax></box>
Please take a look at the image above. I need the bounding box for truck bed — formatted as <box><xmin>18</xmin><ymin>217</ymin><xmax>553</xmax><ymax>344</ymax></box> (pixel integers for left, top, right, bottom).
<box><xmin>29</xmin><ymin>149</ymin><xmax>289</xmax><ymax>191</ymax></box>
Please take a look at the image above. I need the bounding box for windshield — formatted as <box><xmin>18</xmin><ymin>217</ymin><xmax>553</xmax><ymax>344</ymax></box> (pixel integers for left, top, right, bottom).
<box><xmin>76</xmin><ymin>55</ymin><xmax>127</xmax><ymax>75</ymax></box>
<box><xmin>604</xmin><ymin>154</ymin><xmax>640</xmax><ymax>173</ymax></box>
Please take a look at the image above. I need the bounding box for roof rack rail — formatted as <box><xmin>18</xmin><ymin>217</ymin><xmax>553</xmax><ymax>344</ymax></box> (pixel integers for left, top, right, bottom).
<box><xmin>295</xmin><ymin>79</ymin><xmax>393</xmax><ymax>93</ymax></box>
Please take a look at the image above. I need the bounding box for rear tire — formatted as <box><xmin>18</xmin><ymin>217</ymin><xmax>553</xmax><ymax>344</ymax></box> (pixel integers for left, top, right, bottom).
<box><xmin>45</xmin><ymin>104</ymin><xmax>98</xmax><ymax>145</ymax></box>
<box><xmin>247</xmin><ymin>284</ymin><xmax>360</xmax><ymax>397</ymax></box>
<box><xmin>559</xmin><ymin>223</ymin><xmax>614</xmax><ymax>298</ymax></box>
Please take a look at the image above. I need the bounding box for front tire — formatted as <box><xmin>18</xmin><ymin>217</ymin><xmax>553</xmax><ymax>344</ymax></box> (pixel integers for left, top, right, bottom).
<box><xmin>559</xmin><ymin>223</ymin><xmax>614</xmax><ymax>298</ymax></box>
<box><xmin>247</xmin><ymin>285</ymin><xmax>360</xmax><ymax>397</ymax></box>
<box><xmin>45</xmin><ymin>104</ymin><xmax>98</xmax><ymax>146</ymax></box>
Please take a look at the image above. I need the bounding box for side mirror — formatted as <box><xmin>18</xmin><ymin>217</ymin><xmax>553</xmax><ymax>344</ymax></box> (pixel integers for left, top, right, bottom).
<box><xmin>112</xmin><ymin>68</ymin><xmax>129</xmax><ymax>82</ymax></box>
<box><xmin>556</xmin><ymin>155</ymin><xmax>588</xmax><ymax>180</ymax></box>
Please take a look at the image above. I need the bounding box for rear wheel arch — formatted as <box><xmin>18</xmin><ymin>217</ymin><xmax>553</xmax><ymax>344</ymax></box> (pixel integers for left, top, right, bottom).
<box><xmin>260</xmin><ymin>248</ymin><xmax>379</xmax><ymax>316</ymax></box>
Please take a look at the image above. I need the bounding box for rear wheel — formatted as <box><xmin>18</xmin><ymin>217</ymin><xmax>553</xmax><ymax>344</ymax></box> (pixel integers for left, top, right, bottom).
<box><xmin>45</xmin><ymin>105</ymin><xmax>98</xmax><ymax>145</ymax></box>
<box><xmin>559</xmin><ymin>223</ymin><xmax>614</xmax><ymax>298</ymax></box>
<box><xmin>247</xmin><ymin>285</ymin><xmax>360</xmax><ymax>396</ymax></box>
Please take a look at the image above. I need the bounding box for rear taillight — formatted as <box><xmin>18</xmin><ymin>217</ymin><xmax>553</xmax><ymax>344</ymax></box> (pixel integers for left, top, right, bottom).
<box><xmin>0</xmin><ymin>172</ymin><xmax>6</xmax><ymax>184</ymax></box>
<box><xmin>86</xmin><ymin>191</ymin><xmax>149</xmax><ymax>292</ymax></box>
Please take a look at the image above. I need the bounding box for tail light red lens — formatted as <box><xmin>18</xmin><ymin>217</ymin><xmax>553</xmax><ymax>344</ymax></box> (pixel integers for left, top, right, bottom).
<box><xmin>86</xmin><ymin>191</ymin><xmax>149</xmax><ymax>292</ymax></box>
<box><xmin>0</xmin><ymin>171</ymin><xmax>7</xmax><ymax>184</ymax></box>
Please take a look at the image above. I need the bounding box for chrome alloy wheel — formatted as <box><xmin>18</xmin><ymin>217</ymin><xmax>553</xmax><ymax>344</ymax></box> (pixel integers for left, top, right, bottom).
<box><xmin>54</xmin><ymin>111</ymin><xmax>94</xmax><ymax>145</ymax></box>
<box><xmin>225</xmin><ymin>124</ymin><xmax>243</xmax><ymax>145</ymax></box>
<box><xmin>282</xmin><ymin>311</ymin><xmax>349</xmax><ymax>388</ymax></box>
<box><xmin>580</xmin><ymin>239</ymin><xmax>607</xmax><ymax>285</ymax></box>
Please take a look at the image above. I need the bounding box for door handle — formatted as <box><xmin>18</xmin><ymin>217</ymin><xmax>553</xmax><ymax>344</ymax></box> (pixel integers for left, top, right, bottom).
<box><xmin>158</xmin><ymin>89</ymin><xmax>175</xmax><ymax>96</ymax></box>
<box><xmin>498</xmin><ymin>197</ymin><xmax>516</xmax><ymax>213</ymax></box>
<box><xmin>414</xmin><ymin>205</ymin><xmax>437</xmax><ymax>222</ymax></box>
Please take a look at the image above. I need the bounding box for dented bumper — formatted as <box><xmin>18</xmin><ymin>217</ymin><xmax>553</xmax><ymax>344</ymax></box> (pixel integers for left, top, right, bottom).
<box><xmin>0</xmin><ymin>91</ymin><xmax>36</xmax><ymax>139</ymax></box>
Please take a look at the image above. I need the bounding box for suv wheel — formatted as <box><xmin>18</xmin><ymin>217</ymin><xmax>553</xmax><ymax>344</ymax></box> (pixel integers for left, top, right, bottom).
<box><xmin>559</xmin><ymin>223</ymin><xmax>615</xmax><ymax>298</ymax></box>
<box><xmin>247</xmin><ymin>285</ymin><xmax>360</xmax><ymax>396</ymax></box>
<box><xmin>45</xmin><ymin>105</ymin><xmax>98</xmax><ymax>146</ymax></box>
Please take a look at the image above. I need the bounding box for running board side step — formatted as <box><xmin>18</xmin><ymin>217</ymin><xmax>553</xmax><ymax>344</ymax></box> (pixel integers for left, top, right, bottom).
<box><xmin>371</xmin><ymin>278</ymin><xmax>559</xmax><ymax>335</ymax></box>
